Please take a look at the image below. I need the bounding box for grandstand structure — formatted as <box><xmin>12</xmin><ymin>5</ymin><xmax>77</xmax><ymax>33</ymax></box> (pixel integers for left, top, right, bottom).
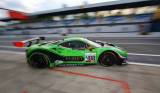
<box><xmin>0</xmin><ymin>0</ymin><xmax>160</xmax><ymax>35</ymax></box>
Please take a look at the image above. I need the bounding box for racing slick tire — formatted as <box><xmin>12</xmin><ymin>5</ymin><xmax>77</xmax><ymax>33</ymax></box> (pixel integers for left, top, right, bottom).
<box><xmin>99</xmin><ymin>52</ymin><xmax>119</xmax><ymax>66</ymax></box>
<box><xmin>27</xmin><ymin>52</ymin><xmax>51</xmax><ymax>68</ymax></box>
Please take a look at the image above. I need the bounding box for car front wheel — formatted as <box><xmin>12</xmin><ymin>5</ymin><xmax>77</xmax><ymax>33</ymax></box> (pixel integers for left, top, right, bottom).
<box><xmin>99</xmin><ymin>52</ymin><xmax>118</xmax><ymax>66</ymax></box>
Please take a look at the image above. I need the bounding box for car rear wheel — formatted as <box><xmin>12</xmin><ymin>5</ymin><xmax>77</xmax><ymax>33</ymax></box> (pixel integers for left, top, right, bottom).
<box><xmin>99</xmin><ymin>52</ymin><xmax>118</xmax><ymax>66</ymax></box>
<box><xmin>28</xmin><ymin>52</ymin><xmax>50</xmax><ymax>68</ymax></box>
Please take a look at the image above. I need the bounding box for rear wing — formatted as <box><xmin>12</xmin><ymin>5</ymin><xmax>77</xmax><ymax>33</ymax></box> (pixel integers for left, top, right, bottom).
<box><xmin>13</xmin><ymin>37</ymin><xmax>45</xmax><ymax>47</ymax></box>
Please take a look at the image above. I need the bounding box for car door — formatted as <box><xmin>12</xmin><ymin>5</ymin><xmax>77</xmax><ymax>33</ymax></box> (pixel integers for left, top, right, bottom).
<box><xmin>59</xmin><ymin>40</ymin><xmax>85</xmax><ymax>61</ymax></box>
<box><xmin>58</xmin><ymin>40</ymin><xmax>96</xmax><ymax>62</ymax></box>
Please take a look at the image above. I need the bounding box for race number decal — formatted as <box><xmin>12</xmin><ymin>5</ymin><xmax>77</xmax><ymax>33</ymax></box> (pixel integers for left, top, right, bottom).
<box><xmin>85</xmin><ymin>53</ymin><xmax>96</xmax><ymax>62</ymax></box>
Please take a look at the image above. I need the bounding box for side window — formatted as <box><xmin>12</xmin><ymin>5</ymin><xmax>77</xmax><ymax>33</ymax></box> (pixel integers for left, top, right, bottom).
<box><xmin>60</xmin><ymin>41</ymin><xmax>70</xmax><ymax>48</ymax></box>
<box><xmin>60</xmin><ymin>40</ymin><xmax>89</xmax><ymax>50</ymax></box>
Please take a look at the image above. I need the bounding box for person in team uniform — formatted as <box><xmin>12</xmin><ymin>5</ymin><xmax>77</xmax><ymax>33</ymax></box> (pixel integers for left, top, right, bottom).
<box><xmin>150</xmin><ymin>6</ymin><xmax>160</xmax><ymax>32</ymax></box>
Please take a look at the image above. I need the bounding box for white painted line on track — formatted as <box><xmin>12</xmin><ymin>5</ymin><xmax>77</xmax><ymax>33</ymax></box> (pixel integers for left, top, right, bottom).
<box><xmin>0</xmin><ymin>46</ymin><xmax>25</xmax><ymax>49</ymax></box>
<box><xmin>116</xmin><ymin>43</ymin><xmax>160</xmax><ymax>46</ymax></box>
<box><xmin>0</xmin><ymin>46</ymin><xmax>160</xmax><ymax>57</ymax></box>
<box><xmin>128</xmin><ymin>53</ymin><xmax>160</xmax><ymax>57</ymax></box>
<box><xmin>0</xmin><ymin>41</ymin><xmax>13</xmax><ymax>42</ymax></box>
<box><xmin>0</xmin><ymin>50</ymin><xmax>25</xmax><ymax>54</ymax></box>
<box><xmin>1</xmin><ymin>41</ymin><xmax>160</xmax><ymax>46</ymax></box>
<box><xmin>128</xmin><ymin>62</ymin><xmax>160</xmax><ymax>67</ymax></box>
<box><xmin>0</xmin><ymin>34</ymin><xmax>160</xmax><ymax>38</ymax></box>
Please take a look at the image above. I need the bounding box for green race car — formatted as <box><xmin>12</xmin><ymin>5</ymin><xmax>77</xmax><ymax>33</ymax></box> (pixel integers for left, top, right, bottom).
<box><xmin>13</xmin><ymin>37</ymin><xmax>128</xmax><ymax>68</ymax></box>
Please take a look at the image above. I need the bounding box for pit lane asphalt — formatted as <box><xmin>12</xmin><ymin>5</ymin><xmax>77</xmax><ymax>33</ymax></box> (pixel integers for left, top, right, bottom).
<box><xmin>0</xmin><ymin>36</ymin><xmax>160</xmax><ymax>93</ymax></box>
<box><xmin>0</xmin><ymin>51</ymin><xmax>160</xmax><ymax>93</ymax></box>
<box><xmin>0</xmin><ymin>37</ymin><xmax>160</xmax><ymax>65</ymax></box>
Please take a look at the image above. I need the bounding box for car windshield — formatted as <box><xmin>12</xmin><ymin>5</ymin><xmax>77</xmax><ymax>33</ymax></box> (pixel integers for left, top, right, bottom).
<box><xmin>86</xmin><ymin>39</ymin><xmax>102</xmax><ymax>48</ymax></box>
<box><xmin>48</xmin><ymin>40</ymin><xmax>62</xmax><ymax>44</ymax></box>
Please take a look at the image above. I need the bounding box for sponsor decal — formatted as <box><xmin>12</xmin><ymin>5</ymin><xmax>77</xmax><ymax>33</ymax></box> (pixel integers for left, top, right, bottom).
<box><xmin>64</xmin><ymin>56</ymin><xmax>83</xmax><ymax>61</ymax></box>
<box><xmin>85</xmin><ymin>53</ymin><xmax>96</xmax><ymax>62</ymax></box>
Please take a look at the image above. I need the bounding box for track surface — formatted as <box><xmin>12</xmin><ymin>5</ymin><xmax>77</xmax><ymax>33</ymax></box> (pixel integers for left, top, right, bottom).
<box><xmin>0</xmin><ymin>36</ymin><xmax>160</xmax><ymax>64</ymax></box>
<box><xmin>0</xmin><ymin>36</ymin><xmax>160</xmax><ymax>93</ymax></box>
<box><xmin>0</xmin><ymin>51</ymin><xmax>160</xmax><ymax>93</ymax></box>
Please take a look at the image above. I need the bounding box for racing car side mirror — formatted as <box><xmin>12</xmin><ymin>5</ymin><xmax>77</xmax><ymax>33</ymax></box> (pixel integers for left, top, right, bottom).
<box><xmin>107</xmin><ymin>43</ymin><xmax>115</xmax><ymax>47</ymax></box>
<box><xmin>87</xmin><ymin>46</ymin><xmax>94</xmax><ymax>51</ymax></box>
<box><xmin>100</xmin><ymin>43</ymin><xmax>104</xmax><ymax>46</ymax></box>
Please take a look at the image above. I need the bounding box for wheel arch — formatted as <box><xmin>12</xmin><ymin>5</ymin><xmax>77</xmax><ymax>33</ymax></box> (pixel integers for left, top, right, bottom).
<box><xmin>26</xmin><ymin>48</ymin><xmax>58</xmax><ymax>58</ymax></box>
<box><xmin>98</xmin><ymin>50</ymin><xmax>120</xmax><ymax>62</ymax></box>
<box><xmin>26</xmin><ymin>48</ymin><xmax>62</xmax><ymax>64</ymax></box>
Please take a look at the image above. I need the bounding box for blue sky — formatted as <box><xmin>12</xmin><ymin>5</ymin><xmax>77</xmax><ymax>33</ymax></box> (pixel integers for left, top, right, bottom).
<box><xmin>0</xmin><ymin>0</ymin><xmax>117</xmax><ymax>13</ymax></box>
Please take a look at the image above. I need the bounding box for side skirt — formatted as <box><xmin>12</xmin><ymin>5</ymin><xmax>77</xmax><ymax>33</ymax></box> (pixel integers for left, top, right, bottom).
<box><xmin>50</xmin><ymin>61</ymin><xmax>97</xmax><ymax>68</ymax></box>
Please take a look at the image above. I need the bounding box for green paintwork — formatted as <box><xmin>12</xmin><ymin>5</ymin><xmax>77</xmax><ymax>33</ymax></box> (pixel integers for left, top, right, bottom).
<box><xmin>26</xmin><ymin>37</ymin><xmax>128</xmax><ymax>68</ymax></box>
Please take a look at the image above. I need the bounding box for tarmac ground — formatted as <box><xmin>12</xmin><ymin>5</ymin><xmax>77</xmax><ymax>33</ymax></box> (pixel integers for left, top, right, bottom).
<box><xmin>0</xmin><ymin>36</ymin><xmax>160</xmax><ymax>64</ymax></box>
<box><xmin>0</xmin><ymin>51</ymin><xmax>160</xmax><ymax>93</ymax></box>
<box><xmin>0</xmin><ymin>35</ymin><xmax>160</xmax><ymax>93</ymax></box>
